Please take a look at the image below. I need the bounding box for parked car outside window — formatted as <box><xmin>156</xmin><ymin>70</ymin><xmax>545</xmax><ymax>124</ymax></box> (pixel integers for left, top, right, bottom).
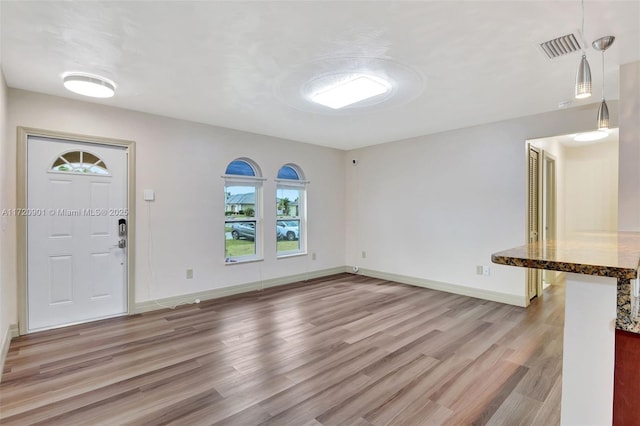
<box><xmin>277</xmin><ymin>220</ymin><xmax>299</xmax><ymax>241</ymax></box>
<box><xmin>231</xmin><ymin>222</ymin><xmax>255</xmax><ymax>240</ymax></box>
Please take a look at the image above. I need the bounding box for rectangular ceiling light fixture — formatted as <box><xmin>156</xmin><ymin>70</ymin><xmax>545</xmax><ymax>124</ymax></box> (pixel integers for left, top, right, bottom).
<box><xmin>311</xmin><ymin>75</ymin><xmax>390</xmax><ymax>109</ymax></box>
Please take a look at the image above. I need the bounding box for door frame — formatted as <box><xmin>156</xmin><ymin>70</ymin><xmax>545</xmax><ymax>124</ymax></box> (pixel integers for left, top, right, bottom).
<box><xmin>526</xmin><ymin>143</ymin><xmax>542</xmax><ymax>305</ymax></box>
<box><xmin>17</xmin><ymin>127</ymin><xmax>136</xmax><ymax>335</ymax></box>
<box><xmin>525</xmin><ymin>143</ymin><xmax>559</xmax><ymax>304</ymax></box>
<box><xmin>541</xmin><ymin>151</ymin><xmax>557</xmax><ymax>290</ymax></box>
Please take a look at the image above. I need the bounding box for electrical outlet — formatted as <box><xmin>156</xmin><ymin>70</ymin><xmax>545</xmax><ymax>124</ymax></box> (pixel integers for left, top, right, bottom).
<box><xmin>482</xmin><ymin>265</ymin><xmax>491</xmax><ymax>276</ymax></box>
<box><xmin>312</xmin><ymin>252</ymin><xmax>317</xmax><ymax>260</ymax></box>
<box><xmin>186</xmin><ymin>269</ymin><xmax>194</xmax><ymax>279</ymax></box>
<box><xmin>476</xmin><ymin>265</ymin><xmax>483</xmax><ymax>275</ymax></box>
<box><xmin>362</xmin><ymin>251</ymin><xmax>367</xmax><ymax>259</ymax></box>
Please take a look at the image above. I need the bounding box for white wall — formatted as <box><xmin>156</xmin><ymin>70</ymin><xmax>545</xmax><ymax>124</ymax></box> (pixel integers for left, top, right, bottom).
<box><xmin>618</xmin><ymin>61</ymin><xmax>640</xmax><ymax>231</ymax></box>
<box><xmin>564</xmin><ymin>140</ymin><xmax>618</xmax><ymax>236</ymax></box>
<box><xmin>4</xmin><ymin>89</ymin><xmax>346</xmax><ymax>325</ymax></box>
<box><xmin>346</xmin><ymin>103</ymin><xmax>618</xmax><ymax>304</ymax></box>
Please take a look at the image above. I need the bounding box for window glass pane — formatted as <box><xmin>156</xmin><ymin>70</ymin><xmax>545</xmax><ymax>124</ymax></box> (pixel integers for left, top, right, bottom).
<box><xmin>51</xmin><ymin>151</ymin><xmax>109</xmax><ymax>175</ymax></box>
<box><xmin>277</xmin><ymin>219</ymin><xmax>300</xmax><ymax>252</ymax></box>
<box><xmin>276</xmin><ymin>187</ymin><xmax>301</xmax><ymax>254</ymax></box>
<box><xmin>63</xmin><ymin>151</ymin><xmax>81</xmax><ymax>163</ymax></box>
<box><xmin>226</xmin><ymin>186</ymin><xmax>256</xmax><ymax>217</ymax></box>
<box><xmin>87</xmin><ymin>164</ymin><xmax>109</xmax><ymax>175</ymax></box>
<box><xmin>225</xmin><ymin>220</ymin><xmax>256</xmax><ymax>260</ymax></box>
<box><xmin>277</xmin><ymin>165</ymin><xmax>299</xmax><ymax>180</ymax></box>
<box><xmin>276</xmin><ymin>188</ymin><xmax>300</xmax><ymax>218</ymax></box>
<box><xmin>225</xmin><ymin>185</ymin><xmax>257</xmax><ymax>260</ymax></box>
<box><xmin>52</xmin><ymin>162</ymin><xmax>109</xmax><ymax>174</ymax></box>
<box><xmin>83</xmin><ymin>152</ymin><xmax>100</xmax><ymax>164</ymax></box>
<box><xmin>225</xmin><ymin>160</ymin><xmax>256</xmax><ymax>176</ymax></box>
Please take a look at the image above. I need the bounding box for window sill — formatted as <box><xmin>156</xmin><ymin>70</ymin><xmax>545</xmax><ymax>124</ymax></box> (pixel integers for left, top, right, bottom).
<box><xmin>225</xmin><ymin>257</ymin><xmax>264</xmax><ymax>266</ymax></box>
<box><xmin>277</xmin><ymin>252</ymin><xmax>307</xmax><ymax>260</ymax></box>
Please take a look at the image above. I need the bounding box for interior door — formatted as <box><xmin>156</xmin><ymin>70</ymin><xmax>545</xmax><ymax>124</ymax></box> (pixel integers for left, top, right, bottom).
<box><xmin>27</xmin><ymin>136</ymin><xmax>128</xmax><ymax>331</ymax></box>
<box><xmin>527</xmin><ymin>144</ymin><xmax>541</xmax><ymax>301</ymax></box>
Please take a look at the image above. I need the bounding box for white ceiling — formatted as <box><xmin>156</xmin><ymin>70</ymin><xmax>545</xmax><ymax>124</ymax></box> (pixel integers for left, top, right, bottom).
<box><xmin>1</xmin><ymin>1</ymin><xmax>639</xmax><ymax>150</ymax></box>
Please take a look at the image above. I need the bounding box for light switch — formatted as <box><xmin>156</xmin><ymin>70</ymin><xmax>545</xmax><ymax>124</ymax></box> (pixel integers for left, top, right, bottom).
<box><xmin>143</xmin><ymin>189</ymin><xmax>155</xmax><ymax>201</ymax></box>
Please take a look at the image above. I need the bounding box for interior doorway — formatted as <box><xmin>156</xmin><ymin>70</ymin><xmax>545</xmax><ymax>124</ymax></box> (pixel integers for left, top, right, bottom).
<box><xmin>526</xmin><ymin>129</ymin><xmax>619</xmax><ymax>304</ymax></box>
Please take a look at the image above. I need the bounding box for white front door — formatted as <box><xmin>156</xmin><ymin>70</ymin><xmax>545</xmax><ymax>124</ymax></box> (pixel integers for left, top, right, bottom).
<box><xmin>27</xmin><ymin>136</ymin><xmax>128</xmax><ymax>331</ymax></box>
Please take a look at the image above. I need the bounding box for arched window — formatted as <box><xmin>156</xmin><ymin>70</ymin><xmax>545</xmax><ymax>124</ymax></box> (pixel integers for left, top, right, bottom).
<box><xmin>225</xmin><ymin>159</ymin><xmax>256</xmax><ymax>176</ymax></box>
<box><xmin>276</xmin><ymin>164</ymin><xmax>307</xmax><ymax>257</ymax></box>
<box><xmin>223</xmin><ymin>158</ymin><xmax>264</xmax><ymax>263</ymax></box>
<box><xmin>51</xmin><ymin>151</ymin><xmax>109</xmax><ymax>175</ymax></box>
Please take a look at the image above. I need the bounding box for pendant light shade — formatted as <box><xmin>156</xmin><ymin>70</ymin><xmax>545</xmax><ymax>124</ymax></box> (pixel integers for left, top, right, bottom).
<box><xmin>597</xmin><ymin>99</ymin><xmax>610</xmax><ymax>130</ymax></box>
<box><xmin>574</xmin><ymin>0</ymin><xmax>592</xmax><ymax>99</ymax></box>
<box><xmin>575</xmin><ymin>53</ymin><xmax>592</xmax><ymax>99</ymax></box>
<box><xmin>592</xmin><ymin>36</ymin><xmax>615</xmax><ymax>130</ymax></box>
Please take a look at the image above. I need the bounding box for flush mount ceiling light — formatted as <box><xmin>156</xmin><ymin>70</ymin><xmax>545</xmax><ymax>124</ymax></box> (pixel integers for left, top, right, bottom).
<box><xmin>63</xmin><ymin>73</ymin><xmax>116</xmax><ymax>98</ymax></box>
<box><xmin>575</xmin><ymin>0</ymin><xmax>592</xmax><ymax>99</ymax></box>
<box><xmin>310</xmin><ymin>75</ymin><xmax>391</xmax><ymax>109</ymax></box>
<box><xmin>574</xmin><ymin>130</ymin><xmax>608</xmax><ymax>142</ymax></box>
<box><xmin>275</xmin><ymin>57</ymin><xmax>424</xmax><ymax>114</ymax></box>
<box><xmin>593</xmin><ymin>36</ymin><xmax>615</xmax><ymax>130</ymax></box>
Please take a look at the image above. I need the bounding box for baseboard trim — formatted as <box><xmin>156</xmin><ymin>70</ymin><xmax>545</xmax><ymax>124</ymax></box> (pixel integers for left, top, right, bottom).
<box><xmin>135</xmin><ymin>266</ymin><xmax>349</xmax><ymax>314</ymax></box>
<box><xmin>355</xmin><ymin>267</ymin><xmax>526</xmax><ymax>307</ymax></box>
<box><xmin>135</xmin><ymin>265</ymin><xmax>525</xmax><ymax>313</ymax></box>
<box><xmin>0</xmin><ymin>324</ymin><xmax>18</xmax><ymax>383</ymax></box>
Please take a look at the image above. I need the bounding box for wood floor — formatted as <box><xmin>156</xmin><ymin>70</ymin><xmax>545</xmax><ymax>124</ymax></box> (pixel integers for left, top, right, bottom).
<box><xmin>0</xmin><ymin>273</ymin><xmax>564</xmax><ymax>425</ymax></box>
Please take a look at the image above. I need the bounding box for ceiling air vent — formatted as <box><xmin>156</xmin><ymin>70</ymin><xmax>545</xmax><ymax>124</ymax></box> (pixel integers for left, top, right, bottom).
<box><xmin>539</xmin><ymin>33</ymin><xmax>582</xmax><ymax>59</ymax></box>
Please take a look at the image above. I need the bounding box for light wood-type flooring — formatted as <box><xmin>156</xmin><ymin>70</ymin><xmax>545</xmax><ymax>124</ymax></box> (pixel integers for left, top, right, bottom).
<box><xmin>1</xmin><ymin>273</ymin><xmax>564</xmax><ymax>425</ymax></box>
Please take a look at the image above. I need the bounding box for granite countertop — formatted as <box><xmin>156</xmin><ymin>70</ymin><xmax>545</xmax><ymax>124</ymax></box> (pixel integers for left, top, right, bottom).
<box><xmin>491</xmin><ymin>232</ymin><xmax>640</xmax><ymax>279</ymax></box>
<box><xmin>492</xmin><ymin>231</ymin><xmax>640</xmax><ymax>334</ymax></box>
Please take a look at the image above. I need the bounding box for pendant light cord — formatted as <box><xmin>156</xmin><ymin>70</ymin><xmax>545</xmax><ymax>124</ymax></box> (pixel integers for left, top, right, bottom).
<box><xmin>581</xmin><ymin>0</ymin><xmax>585</xmax><ymax>52</ymax></box>
<box><xmin>601</xmin><ymin>50</ymin><xmax>605</xmax><ymax>100</ymax></box>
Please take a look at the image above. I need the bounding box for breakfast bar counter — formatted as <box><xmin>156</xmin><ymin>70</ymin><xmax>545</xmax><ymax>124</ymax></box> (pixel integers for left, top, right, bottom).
<box><xmin>492</xmin><ymin>232</ymin><xmax>640</xmax><ymax>426</ymax></box>
<box><xmin>492</xmin><ymin>232</ymin><xmax>640</xmax><ymax>333</ymax></box>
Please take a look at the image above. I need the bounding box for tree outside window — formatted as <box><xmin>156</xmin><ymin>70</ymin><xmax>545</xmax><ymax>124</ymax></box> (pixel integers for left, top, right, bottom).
<box><xmin>276</xmin><ymin>164</ymin><xmax>306</xmax><ymax>256</ymax></box>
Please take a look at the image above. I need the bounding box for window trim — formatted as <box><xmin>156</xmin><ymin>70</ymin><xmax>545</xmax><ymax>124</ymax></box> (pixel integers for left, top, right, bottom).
<box><xmin>222</xmin><ymin>174</ymin><xmax>267</xmax><ymax>183</ymax></box>
<box><xmin>274</xmin><ymin>178</ymin><xmax>309</xmax><ymax>186</ymax></box>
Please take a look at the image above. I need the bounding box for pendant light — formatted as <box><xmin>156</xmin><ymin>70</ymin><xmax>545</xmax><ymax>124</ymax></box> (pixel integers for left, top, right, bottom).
<box><xmin>575</xmin><ymin>0</ymin><xmax>592</xmax><ymax>99</ymax></box>
<box><xmin>592</xmin><ymin>36</ymin><xmax>615</xmax><ymax>130</ymax></box>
